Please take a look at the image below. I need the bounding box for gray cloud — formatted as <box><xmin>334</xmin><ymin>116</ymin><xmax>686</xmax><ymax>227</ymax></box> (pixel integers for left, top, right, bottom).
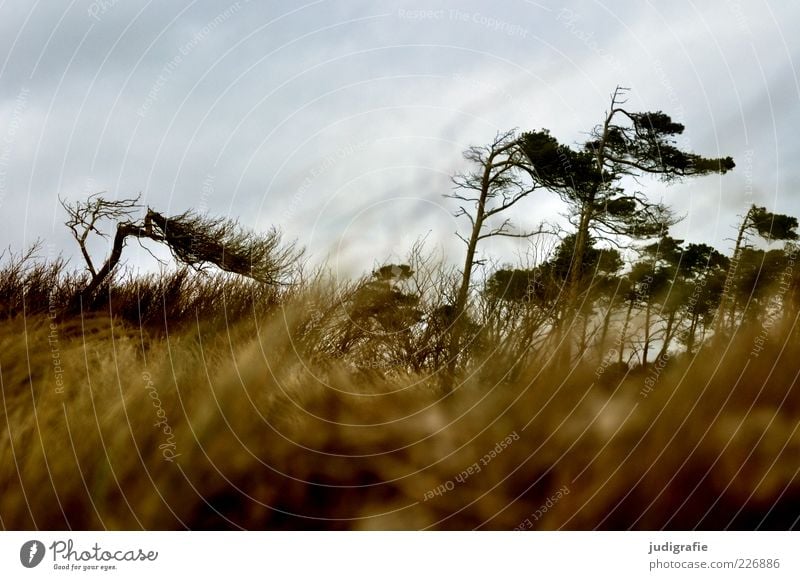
<box><xmin>0</xmin><ymin>0</ymin><xmax>798</xmax><ymax>277</ymax></box>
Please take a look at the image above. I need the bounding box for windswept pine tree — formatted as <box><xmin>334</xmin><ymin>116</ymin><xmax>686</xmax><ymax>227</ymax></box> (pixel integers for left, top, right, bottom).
<box><xmin>517</xmin><ymin>87</ymin><xmax>735</xmax><ymax>353</ymax></box>
<box><xmin>716</xmin><ymin>204</ymin><xmax>799</xmax><ymax>332</ymax></box>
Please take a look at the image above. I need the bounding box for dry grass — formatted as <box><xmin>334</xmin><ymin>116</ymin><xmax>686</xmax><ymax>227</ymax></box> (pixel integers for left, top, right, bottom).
<box><xmin>0</xmin><ymin>255</ymin><xmax>799</xmax><ymax>530</ymax></box>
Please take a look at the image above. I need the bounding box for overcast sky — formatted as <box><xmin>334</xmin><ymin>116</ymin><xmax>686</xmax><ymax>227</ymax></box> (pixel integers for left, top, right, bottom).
<box><xmin>0</xmin><ymin>0</ymin><xmax>798</xmax><ymax>277</ymax></box>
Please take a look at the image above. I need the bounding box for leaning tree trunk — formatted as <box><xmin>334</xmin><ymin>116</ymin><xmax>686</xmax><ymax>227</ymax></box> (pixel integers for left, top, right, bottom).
<box><xmin>597</xmin><ymin>300</ymin><xmax>614</xmax><ymax>356</ymax></box>
<box><xmin>717</xmin><ymin>205</ymin><xmax>753</xmax><ymax>333</ymax></box>
<box><xmin>618</xmin><ymin>299</ymin><xmax>635</xmax><ymax>366</ymax></box>
<box><xmin>685</xmin><ymin>311</ymin><xmax>699</xmax><ymax>355</ymax></box>
<box><xmin>642</xmin><ymin>301</ymin><xmax>652</xmax><ymax>367</ymax></box>
<box><xmin>443</xmin><ymin>165</ymin><xmax>492</xmax><ymax>392</ymax></box>
<box><xmin>656</xmin><ymin>309</ymin><xmax>678</xmax><ymax>363</ymax></box>
<box><xmin>560</xmin><ymin>201</ymin><xmax>593</xmax><ymax>363</ymax></box>
<box><xmin>69</xmin><ymin>222</ymin><xmax>144</xmax><ymax>312</ymax></box>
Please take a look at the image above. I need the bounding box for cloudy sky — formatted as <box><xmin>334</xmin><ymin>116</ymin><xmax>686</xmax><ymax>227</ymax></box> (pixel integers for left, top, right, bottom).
<box><xmin>0</xmin><ymin>0</ymin><xmax>798</xmax><ymax>277</ymax></box>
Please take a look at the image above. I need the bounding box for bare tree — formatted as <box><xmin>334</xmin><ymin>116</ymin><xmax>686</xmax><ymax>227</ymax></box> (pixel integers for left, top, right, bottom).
<box><xmin>519</xmin><ymin>86</ymin><xmax>734</xmax><ymax>356</ymax></box>
<box><xmin>60</xmin><ymin>192</ymin><xmax>141</xmax><ymax>278</ymax></box>
<box><xmin>443</xmin><ymin>130</ymin><xmax>548</xmax><ymax>390</ymax></box>
<box><xmin>61</xmin><ymin>193</ymin><xmax>301</xmax><ymax>310</ymax></box>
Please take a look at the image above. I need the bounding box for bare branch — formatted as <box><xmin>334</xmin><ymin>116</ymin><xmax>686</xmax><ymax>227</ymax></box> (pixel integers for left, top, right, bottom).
<box><xmin>454</xmin><ymin>231</ymin><xmax>470</xmax><ymax>246</ymax></box>
<box><xmin>60</xmin><ymin>192</ymin><xmax>142</xmax><ymax>277</ymax></box>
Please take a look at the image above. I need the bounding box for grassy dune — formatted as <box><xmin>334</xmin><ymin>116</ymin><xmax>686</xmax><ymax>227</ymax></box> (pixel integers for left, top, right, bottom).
<box><xmin>1</xmin><ymin>272</ymin><xmax>798</xmax><ymax>530</ymax></box>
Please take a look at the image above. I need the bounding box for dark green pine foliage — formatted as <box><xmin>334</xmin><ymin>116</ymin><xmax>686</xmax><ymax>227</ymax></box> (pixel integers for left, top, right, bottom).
<box><xmin>717</xmin><ymin>204</ymin><xmax>799</xmax><ymax>331</ymax></box>
<box><xmin>517</xmin><ymin>87</ymin><xmax>734</xmax><ymax>323</ymax></box>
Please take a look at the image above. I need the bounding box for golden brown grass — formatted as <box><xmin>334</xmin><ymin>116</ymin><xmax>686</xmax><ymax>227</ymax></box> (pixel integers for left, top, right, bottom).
<box><xmin>1</xmin><ymin>276</ymin><xmax>798</xmax><ymax>530</ymax></box>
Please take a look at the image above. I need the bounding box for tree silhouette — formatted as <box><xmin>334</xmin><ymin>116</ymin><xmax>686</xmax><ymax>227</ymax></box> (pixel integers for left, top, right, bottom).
<box><xmin>61</xmin><ymin>194</ymin><xmax>301</xmax><ymax>310</ymax></box>
<box><xmin>728</xmin><ymin>247</ymin><xmax>790</xmax><ymax>327</ymax></box>
<box><xmin>672</xmin><ymin>242</ymin><xmax>729</xmax><ymax>355</ymax></box>
<box><xmin>486</xmin><ymin>234</ymin><xmax>623</xmax><ymax>357</ymax></box>
<box><xmin>634</xmin><ymin>236</ymin><xmax>688</xmax><ymax>366</ymax></box>
<box><xmin>544</xmin><ymin>233</ymin><xmax>623</xmax><ymax>331</ymax></box>
<box><xmin>716</xmin><ymin>204</ymin><xmax>798</xmax><ymax>332</ymax></box>
<box><xmin>519</xmin><ymin>87</ymin><xmax>734</xmax><ymax>351</ymax></box>
<box><xmin>339</xmin><ymin>264</ymin><xmax>423</xmax><ymax>368</ymax></box>
<box><xmin>444</xmin><ymin>130</ymin><xmax>549</xmax><ymax>389</ymax></box>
